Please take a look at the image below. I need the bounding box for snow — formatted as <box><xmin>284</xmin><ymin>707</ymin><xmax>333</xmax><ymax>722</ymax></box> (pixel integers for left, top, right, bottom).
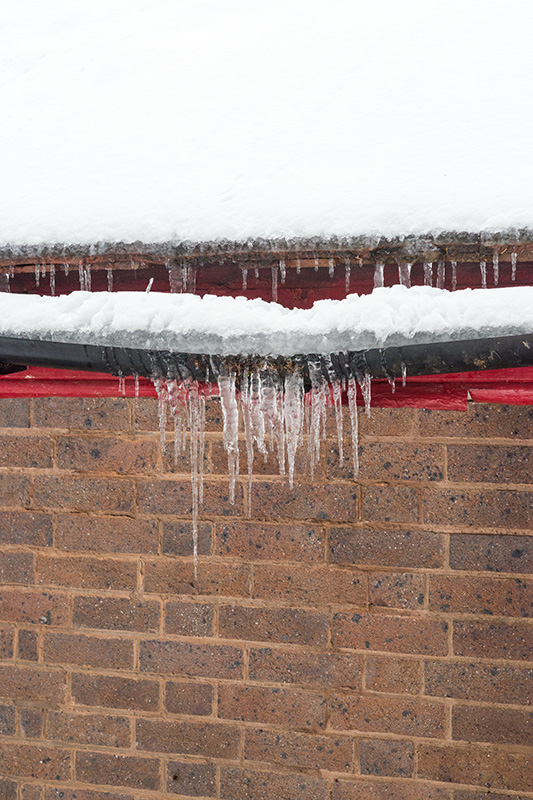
<box><xmin>1</xmin><ymin>0</ymin><xmax>533</xmax><ymax>247</ymax></box>
<box><xmin>0</xmin><ymin>285</ymin><xmax>532</xmax><ymax>355</ymax></box>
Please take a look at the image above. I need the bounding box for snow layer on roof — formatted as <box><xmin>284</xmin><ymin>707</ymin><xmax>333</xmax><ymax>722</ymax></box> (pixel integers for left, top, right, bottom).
<box><xmin>0</xmin><ymin>286</ymin><xmax>532</xmax><ymax>355</ymax></box>
<box><xmin>1</xmin><ymin>0</ymin><xmax>533</xmax><ymax>247</ymax></box>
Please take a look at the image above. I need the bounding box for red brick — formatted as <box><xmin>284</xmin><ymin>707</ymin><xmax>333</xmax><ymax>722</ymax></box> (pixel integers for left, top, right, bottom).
<box><xmin>249</xmin><ymin>481</ymin><xmax>358</xmax><ymax>523</ymax></box>
<box><xmin>33</xmin><ymin>476</ymin><xmax>133</xmax><ymax>513</ymax></box>
<box><xmin>370</xmin><ymin>572</ymin><xmax>425</xmax><ymax>609</ymax></box>
<box><xmin>332</xmin><ymin>612</ymin><xmax>448</xmax><ymax>655</ymax></box>
<box><xmin>47</xmin><ymin>710</ymin><xmax>131</xmax><ymax>747</ymax></box>
<box><xmin>73</xmin><ymin>596</ymin><xmax>160</xmax><ymax>633</ymax></box>
<box><xmin>365</xmin><ymin>655</ymin><xmax>422</xmax><ymax>694</ymax></box>
<box><xmin>44</xmin><ymin>632</ymin><xmax>133</xmax><ymax>670</ymax></box>
<box><xmin>55</xmin><ymin>514</ymin><xmax>158</xmax><ymax>554</ymax></box>
<box><xmin>162</xmin><ymin>520</ymin><xmax>211</xmax><ymax>557</ymax></box>
<box><xmin>0</xmin><ymin>552</ymin><xmax>33</xmax><ymax>584</ymax></box>
<box><xmin>0</xmin><ymin>398</ymin><xmax>30</xmax><ymax>428</ymax></box>
<box><xmin>219</xmin><ymin>605</ymin><xmax>328</xmax><ymax>646</ymax></box>
<box><xmin>0</xmin><ymin>665</ymin><xmax>65</xmax><ymax>704</ymax></box>
<box><xmin>33</xmin><ymin>397</ymin><xmax>130</xmax><ymax>431</ymax></box>
<box><xmin>57</xmin><ymin>435</ymin><xmax>157</xmax><ymax>474</ymax></box>
<box><xmin>218</xmin><ymin>683</ymin><xmax>326</xmax><ymax>730</ymax></box>
<box><xmin>165</xmin><ymin>601</ymin><xmax>214</xmax><ymax>636</ymax></box>
<box><xmin>219</xmin><ymin>766</ymin><xmax>329</xmax><ymax>800</ymax></box>
<box><xmin>214</xmin><ymin>520</ymin><xmax>325</xmax><ymax>562</ymax></box>
<box><xmin>140</xmin><ymin>640</ymin><xmax>243</xmax><ymax>679</ymax></box>
<box><xmin>417</xmin><ymin>743</ymin><xmax>533</xmax><ymax>792</ymax></box>
<box><xmin>75</xmin><ymin>751</ymin><xmax>160</xmax><ymax>791</ymax></box>
<box><xmin>167</xmin><ymin>761</ymin><xmax>216</xmax><ymax>797</ymax></box>
<box><xmin>0</xmin><ymin>512</ymin><xmax>51</xmax><ymax>546</ymax></box>
<box><xmin>35</xmin><ymin>554</ymin><xmax>137</xmax><ymax>592</ymax></box>
<box><xmin>422</xmin><ymin>488</ymin><xmax>533</xmax><ymax>529</ymax></box>
<box><xmin>244</xmin><ymin>728</ymin><xmax>353</xmax><ymax>772</ymax></box>
<box><xmin>253</xmin><ymin>564</ymin><xmax>366</xmax><ymax>606</ymax></box>
<box><xmin>0</xmin><ymin>590</ymin><xmax>69</xmax><ymax>627</ymax></box>
<box><xmin>453</xmin><ymin>704</ymin><xmax>533</xmax><ymax>747</ymax></box>
<box><xmin>331</xmin><ymin>779</ymin><xmax>450</xmax><ymax>799</ymax></box>
<box><xmin>362</xmin><ymin>485</ymin><xmax>419</xmax><ymax>523</ymax></box>
<box><xmin>429</xmin><ymin>574</ymin><xmax>533</xmax><ymax>617</ymax></box>
<box><xmin>447</xmin><ymin>444</ymin><xmax>533</xmax><ymax>484</ymax></box>
<box><xmin>453</xmin><ymin>619</ymin><xmax>533</xmax><ymax>660</ymax></box>
<box><xmin>20</xmin><ymin>707</ymin><xmax>43</xmax><ymax>738</ymax></box>
<box><xmin>0</xmin><ymin>705</ymin><xmax>15</xmax><ymax>735</ymax></box>
<box><xmin>0</xmin><ymin>742</ymin><xmax>70</xmax><ymax>780</ymax></box>
<box><xmin>330</xmin><ymin>693</ymin><xmax>445</xmax><ymax>737</ymax></box>
<box><xmin>330</xmin><ymin>527</ymin><xmax>444</xmax><ymax>568</ymax></box>
<box><xmin>249</xmin><ymin>647</ymin><xmax>362</xmax><ymax>689</ymax></box>
<box><xmin>72</xmin><ymin>672</ymin><xmax>159</xmax><ymax>711</ymax></box>
<box><xmin>143</xmin><ymin>558</ymin><xmax>250</xmax><ymax>597</ymax></box>
<box><xmin>424</xmin><ymin>660</ymin><xmax>533</xmax><ymax>705</ymax></box>
<box><xmin>0</xmin><ymin>436</ymin><xmax>52</xmax><ymax>468</ymax></box>
<box><xmin>17</xmin><ymin>629</ymin><xmax>38</xmax><ymax>661</ymax></box>
<box><xmin>419</xmin><ymin>404</ymin><xmax>533</xmax><ymax>439</ymax></box>
<box><xmin>0</xmin><ymin>628</ymin><xmax>13</xmax><ymax>659</ymax></box>
<box><xmin>135</xmin><ymin>718</ymin><xmax>240</xmax><ymax>759</ymax></box>
<box><xmin>449</xmin><ymin>533</ymin><xmax>533</xmax><ymax>574</ymax></box>
<box><xmin>137</xmin><ymin>479</ymin><xmax>243</xmax><ymax>516</ymax></box>
<box><xmin>0</xmin><ymin>477</ymin><xmax>30</xmax><ymax>509</ymax></box>
<box><xmin>165</xmin><ymin>680</ymin><xmax>214</xmax><ymax>716</ymax></box>
<box><xmin>359</xmin><ymin>738</ymin><xmax>414</xmax><ymax>777</ymax></box>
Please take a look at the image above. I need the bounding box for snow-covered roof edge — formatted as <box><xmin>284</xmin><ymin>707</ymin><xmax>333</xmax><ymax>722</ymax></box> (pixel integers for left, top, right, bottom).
<box><xmin>2</xmin><ymin>229</ymin><xmax>533</xmax><ymax>266</ymax></box>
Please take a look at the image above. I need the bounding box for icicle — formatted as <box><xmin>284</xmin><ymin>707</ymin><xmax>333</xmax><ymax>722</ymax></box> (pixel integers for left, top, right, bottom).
<box><xmin>85</xmin><ymin>265</ymin><xmax>92</xmax><ymax>291</ymax></box>
<box><xmin>436</xmin><ymin>260</ymin><xmax>445</xmax><ymax>290</ymax></box>
<box><xmin>401</xmin><ymin>361</ymin><xmax>407</xmax><ymax>387</ymax></box>
<box><xmin>374</xmin><ymin>261</ymin><xmax>384</xmax><ymax>289</ymax></box>
<box><xmin>260</xmin><ymin>369</ymin><xmax>285</xmax><ymax>476</ymax></box>
<box><xmin>78</xmin><ymin>262</ymin><xmax>85</xmax><ymax>291</ymax></box>
<box><xmin>451</xmin><ymin>261</ymin><xmax>457</xmax><ymax>291</ymax></box>
<box><xmin>49</xmin><ymin>264</ymin><xmax>56</xmax><ymax>296</ymax></box>
<box><xmin>146</xmin><ymin>277</ymin><xmax>154</xmax><ymax>293</ymax></box>
<box><xmin>279</xmin><ymin>258</ymin><xmax>287</xmax><ymax>283</ymax></box>
<box><xmin>0</xmin><ymin>273</ymin><xmax>10</xmax><ymax>293</ymax></box>
<box><xmin>63</xmin><ymin>263</ymin><xmax>69</xmax><ymax>276</ymax></box>
<box><xmin>493</xmin><ymin>253</ymin><xmax>499</xmax><ymax>286</ymax></box>
<box><xmin>41</xmin><ymin>263</ymin><xmax>46</xmax><ymax>278</ymax></box>
<box><xmin>187</xmin><ymin>381</ymin><xmax>205</xmax><ymax>577</ymax></box>
<box><xmin>118</xmin><ymin>374</ymin><xmax>126</xmax><ymax>396</ymax></box>
<box><xmin>133</xmin><ymin>373</ymin><xmax>140</xmax><ymax>402</ymax></box>
<box><xmin>307</xmin><ymin>359</ymin><xmax>328</xmax><ymax>479</ymax></box>
<box><xmin>254</xmin><ymin>267</ymin><xmax>259</xmax><ymax>279</ymax></box>
<box><xmin>241</xmin><ymin>268</ymin><xmax>248</xmax><ymax>291</ymax></box>
<box><xmin>347</xmin><ymin>377</ymin><xmax>359</xmax><ymax>479</ymax></box>
<box><xmin>423</xmin><ymin>262</ymin><xmax>433</xmax><ymax>286</ymax></box>
<box><xmin>107</xmin><ymin>269</ymin><xmax>113</xmax><ymax>292</ymax></box>
<box><xmin>332</xmin><ymin>380</ymin><xmax>344</xmax><ymax>461</ymax></box>
<box><xmin>34</xmin><ymin>264</ymin><xmax>40</xmax><ymax>287</ymax></box>
<box><xmin>241</xmin><ymin>370</ymin><xmax>255</xmax><ymax>517</ymax></box>
<box><xmin>271</xmin><ymin>265</ymin><xmax>278</xmax><ymax>302</ymax></box>
<box><xmin>357</xmin><ymin>373</ymin><xmax>372</xmax><ymax>417</ymax></box>
<box><xmin>296</xmin><ymin>257</ymin><xmax>301</xmax><ymax>275</ymax></box>
<box><xmin>398</xmin><ymin>262</ymin><xmax>411</xmax><ymax>288</ymax></box>
<box><xmin>153</xmin><ymin>377</ymin><xmax>169</xmax><ymax>454</ymax></box>
<box><xmin>344</xmin><ymin>258</ymin><xmax>351</xmax><ymax>293</ymax></box>
<box><xmin>167</xmin><ymin>261</ymin><xmax>181</xmax><ymax>293</ymax></box>
<box><xmin>328</xmin><ymin>258</ymin><xmax>335</xmax><ymax>278</ymax></box>
<box><xmin>218</xmin><ymin>372</ymin><xmax>240</xmax><ymax>504</ymax></box>
<box><xmin>511</xmin><ymin>251</ymin><xmax>517</xmax><ymax>281</ymax></box>
<box><xmin>284</xmin><ymin>371</ymin><xmax>304</xmax><ymax>488</ymax></box>
<box><xmin>314</xmin><ymin>257</ymin><xmax>319</xmax><ymax>272</ymax></box>
<box><xmin>480</xmin><ymin>260</ymin><xmax>487</xmax><ymax>289</ymax></box>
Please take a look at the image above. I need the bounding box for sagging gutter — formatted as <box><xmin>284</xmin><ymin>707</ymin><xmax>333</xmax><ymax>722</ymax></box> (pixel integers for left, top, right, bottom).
<box><xmin>1</xmin><ymin>333</ymin><xmax>533</xmax><ymax>387</ymax></box>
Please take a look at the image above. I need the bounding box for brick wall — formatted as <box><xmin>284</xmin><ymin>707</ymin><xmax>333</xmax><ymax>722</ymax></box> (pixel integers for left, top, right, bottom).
<box><xmin>0</xmin><ymin>396</ymin><xmax>531</xmax><ymax>799</ymax></box>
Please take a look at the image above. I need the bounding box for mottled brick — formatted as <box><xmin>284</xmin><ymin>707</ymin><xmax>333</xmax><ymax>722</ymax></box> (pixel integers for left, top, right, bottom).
<box><xmin>370</xmin><ymin>572</ymin><xmax>425</xmax><ymax>609</ymax></box>
<box><xmin>33</xmin><ymin>397</ymin><xmax>130</xmax><ymax>431</ymax></box>
<box><xmin>165</xmin><ymin>680</ymin><xmax>214</xmax><ymax>716</ymax></box>
<box><xmin>330</xmin><ymin>693</ymin><xmax>445</xmax><ymax>737</ymax></box>
<box><xmin>73</xmin><ymin>596</ymin><xmax>160</xmax><ymax>633</ymax></box>
<box><xmin>220</xmin><ymin>766</ymin><xmax>329</xmax><ymax>800</ymax></box>
<box><xmin>0</xmin><ymin>552</ymin><xmax>33</xmax><ymax>584</ymax></box>
<box><xmin>447</xmin><ymin>443</ymin><xmax>533</xmax><ymax>484</ymax></box>
<box><xmin>362</xmin><ymin>485</ymin><xmax>419</xmax><ymax>523</ymax></box>
<box><xmin>365</xmin><ymin>655</ymin><xmax>422</xmax><ymax>694</ymax></box>
<box><xmin>332</xmin><ymin>612</ymin><xmax>448</xmax><ymax>655</ymax></box>
<box><xmin>424</xmin><ymin>660</ymin><xmax>533</xmax><ymax>705</ymax></box>
<box><xmin>249</xmin><ymin>481</ymin><xmax>358</xmax><ymax>523</ymax></box>
<box><xmin>17</xmin><ymin>629</ymin><xmax>38</xmax><ymax>661</ymax></box>
<box><xmin>0</xmin><ymin>398</ymin><xmax>29</xmax><ymax>428</ymax></box>
<box><xmin>429</xmin><ymin>574</ymin><xmax>533</xmax><ymax>616</ymax></box>
<box><xmin>253</xmin><ymin>564</ymin><xmax>366</xmax><ymax>606</ymax></box>
<box><xmin>453</xmin><ymin>619</ymin><xmax>533</xmax><ymax>660</ymax></box>
<box><xmin>140</xmin><ymin>640</ymin><xmax>243</xmax><ymax>679</ymax></box>
<box><xmin>162</xmin><ymin>520</ymin><xmax>211</xmax><ymax>557</ymax></box>
<box><xmin>136</xmin><ymin>718</ymin><xmax>239</xmax><ymax>759</ymax></box>
<box><xmin>418</xmin><ymin>743</ymin><xmax>533</xmax><ymax>792</ymax></box>
<box><xmin>249</xmin><ymin>647</ymin><xmax>362</xmax><ymax>689</ymax></box>
<box><xmin>219</xmin><ymin>605</ymin><xmax>328</xmax><ymax>645</ymax></box>
<box><xmin>75</xmin><ymin>751</ymin><xmax>160</xmax><ymax>790</ymax></box>
<box><xmin>47</xmin><ymin>710</ymin><xmax>130</xmax><ymax>747</ymax></box>
<box><xmin>453</xmin><ymin>704</ymin><xmax>533</xmax><ymax>747</ymax></box>
<box><xmin>0</xmin><ymin>742</ymin><xmax>70</xmax><ymax>780</ymax></box>
<box><xmin>218</xmin><ymin>683</ymin><xmax>326</xmax><ymax>730</ymax></box>
<box><xmin>359</xmin><ymin>738</ymin><xmax>414</xmax><ymax>777</ymax></box>
<box><xmin>0</xmin><ymin>478</ymin><xmax>31</xmax><ymax>510</ymax></box>
<box><xmin>57</xmin><ymin>435</ymin><xmax>157</xmax><ymax>474</ymax></box>
<box><xmin>0</xmin><ymin>590</ymin><xmax>69</xmax><ymax>627</ymax></box>
<box><xmin>72</xmin><ymin>672</ymin><xmax>159</xmax><ymax>711</ymax></box>
<box><xmin>330</xmin><ymin>527</ymin><xmax>444</xmax><ymax>568</ymax></box>
<box><xmin>165</xmin><ymin>601</ymin><xmax>214</xmax><ymax>636</ymax></box>
<box><xmin>244</xmin><ymin>728</ymin><xmax>352</xmax><ymax>772</ymax></box>
<box><xmin>55</xmin><ymin>514</ymin><xmax>158</xmax><ymax>554</ymax></box>
<box><xmin>0</xmin><ymin>436</ymin><xmax>52</xmax><ymax>468</ymax></box>
<box><xmin>449</xmin><ymin>533</ymin><xmax>533</xmax><ymax>574</ymax></box>
<box><xmin>422</xmin><ymin>488</ymin><xmax>533</xmax><ymax>529</ymax></box>
<box><xmin>35</xmin><ymin>554</ymin><xmax>136</xmax><ymax>591</ymax></box>
<box><xmin>144</xmin><ymin>558</ymin><xmax>250</xmax><ymax>597</ymax></box>
<box><xmin>34</xmin><ymin>477</ymin><xmax>133</xmax><ymax>513</ymax></box>
<box><xmin>215</xmin><ymin>520</ymin><xmax>325</xmax><ymax>562</ymax></box>
<box><xmin>167</xmin><ymin>761</ymin><xmax>216</xmax><ymax>797</ymax></box>
<box><xmin>332</xmin><ymin>779</ymin><xmax>450</xmax><ymax>799</ymax></box>
<box><xmin>419</xmin><ymin>404</ymin><xmax>533</xmax><ymax>439</ymax></box>
<box><xmin>0</xmin><ymin>512</ymin><xmax>50</xmax><ymax>546</ymax></box>
<box><xmin>44</xmin><ymin>632</ymin><xmax>133</xmax><ymax>670</ymax></box>
<box><xmin>0</xmin><ymin>665</ymin><xmax>65</xmax><ymax>704</ymax></box>
<box><xmin>137</xmin><ymin>479</ymin><xmax>243</xmax><ymax>517</ymax></box>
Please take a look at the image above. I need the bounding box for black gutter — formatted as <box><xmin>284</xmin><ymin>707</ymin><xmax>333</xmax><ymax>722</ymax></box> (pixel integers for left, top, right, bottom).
<box><xmin>1</xmin><ymin>333</ymin><xmax>532</xmax><ymax>386</ymax></box>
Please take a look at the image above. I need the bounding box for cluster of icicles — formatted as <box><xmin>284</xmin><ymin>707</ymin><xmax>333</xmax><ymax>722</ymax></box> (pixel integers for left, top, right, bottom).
<box><xmin>149</xmin><ymin>365</ymin><xmax>381</xmax><ymax>576</ymax></box>
<box><xmin>0</xmin><ymin>251</ymin><xmax>519</xmax><ymax>296</ymax></box>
